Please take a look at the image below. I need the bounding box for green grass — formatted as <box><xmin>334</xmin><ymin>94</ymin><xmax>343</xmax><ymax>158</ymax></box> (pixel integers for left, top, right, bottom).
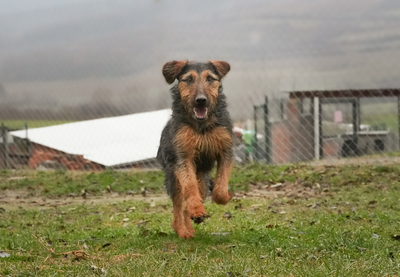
<box><xmin>1</xmin><ymin>163</ymin><xmax>400</xmax><ymax>276</ymax></box>
<box><xmin>0</xmin><ymin>120</ymin><xmax>73</xmax><ymax>130</ymax></box>
<box><xmin>0</xmin><ymin>170</ymin><xmax>165</xmax><ymax>197</ymax></box>
<box><xmin>362</xmin><ymin>113</ymin><xmax>399</xmax><ymax>134</ymax></box>
<box><xmin>2</xmin><ymin>163</ymin><xmax>399</xmax><ymax>197</ymax></box>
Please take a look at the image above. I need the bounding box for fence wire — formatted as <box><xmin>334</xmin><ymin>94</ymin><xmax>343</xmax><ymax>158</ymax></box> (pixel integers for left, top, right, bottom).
<box><xmin>1</xmin><ymin>1</ymin><xmax>400</xmax><ymax>171</ymax></box>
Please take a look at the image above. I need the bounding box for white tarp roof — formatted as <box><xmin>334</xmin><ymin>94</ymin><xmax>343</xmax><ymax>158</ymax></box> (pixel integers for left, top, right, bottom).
<box><xmin>10</xmin><ymin>109</ymin><xmax>172</xmax><ymax>167</ymax></box>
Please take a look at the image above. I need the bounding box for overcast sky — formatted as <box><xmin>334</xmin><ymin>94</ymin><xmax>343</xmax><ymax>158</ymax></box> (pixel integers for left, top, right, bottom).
<box><xmin>1</xmin><ymin>0</ymin><xmax>400</xmax><ymax>119</ymax></box>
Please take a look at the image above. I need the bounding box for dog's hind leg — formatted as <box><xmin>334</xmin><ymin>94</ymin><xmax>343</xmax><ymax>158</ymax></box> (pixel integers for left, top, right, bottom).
<box><xmin>172</xmin><ymin>184</ymin><xmax>193</xmax><ymax>239</ymax></box>
<box><xmin>198</xmin><ymin>174</ymin><xmax>208</xmax><ymax>201</ymax></box>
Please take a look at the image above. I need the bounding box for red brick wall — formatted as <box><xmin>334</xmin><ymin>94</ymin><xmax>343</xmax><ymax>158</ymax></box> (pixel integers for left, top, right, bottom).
<box><xmin>323</xmin><ymin>139</ymin><xmax>340</xmax><ymax>158</ymax></box>
<box><xmin>270</xmin><ymin>99</ymin><xmax>314</xmax><ymax>164</ymax></box>
<box><xmin>29</xmin><ymin>143</ymin><xmax>104</xmax><ymax>170</ymax></box>
<box><xmin>271</xmin><ymin>122</ymin><xmax>291</xmax><ymax>164</ymax></box>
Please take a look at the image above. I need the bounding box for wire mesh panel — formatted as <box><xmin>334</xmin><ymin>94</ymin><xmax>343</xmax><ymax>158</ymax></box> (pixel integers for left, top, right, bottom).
<box><xmin>1</xmin><ymin>1</ymin><xmax>400</xmax><ymax>170</ymax></box>
<box><xmin>287</xmin><ymin>89</ymin><xmax>400</xmax><ymax>164</ymax></box>
<box><xmin>253</xmin><ymin>104</ymin><xmax>268</xmax><ymax>162</ymax></box>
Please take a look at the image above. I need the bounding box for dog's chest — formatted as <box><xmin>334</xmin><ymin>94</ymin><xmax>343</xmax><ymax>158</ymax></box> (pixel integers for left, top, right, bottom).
<box><xmin>174</xmin><ymin>126</ymin><xmax>232</xmax><ymax>159</ymax></box>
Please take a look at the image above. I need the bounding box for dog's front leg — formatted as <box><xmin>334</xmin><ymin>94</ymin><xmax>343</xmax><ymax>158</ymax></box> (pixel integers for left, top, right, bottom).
<box><xmin>172</xmin><ymin>186</ymin><xmax>194</xmax><ymax>239</ymax></box>
<box><xmin>212</xmin><ymin>155</ymin><xmax>234</xmax><ymax>205</ymax></box>
<box><xmin>176</xmin><ymin>161</ymin><xmax>207</xmax><ymax>224</ymax></box>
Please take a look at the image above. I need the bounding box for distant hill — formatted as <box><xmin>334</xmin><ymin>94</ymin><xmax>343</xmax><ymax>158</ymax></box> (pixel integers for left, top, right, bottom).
<box><xmin>1</xmin><ymin>0</ymin><xmax>400</xmax><ymax>120</ymax></box>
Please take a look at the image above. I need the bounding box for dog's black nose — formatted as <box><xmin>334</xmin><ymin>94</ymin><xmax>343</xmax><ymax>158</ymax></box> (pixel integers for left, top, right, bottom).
<box><xmin>196</xmin><ymin>95</ymin><xmax>207</xmax><ymax>105</ymax></box>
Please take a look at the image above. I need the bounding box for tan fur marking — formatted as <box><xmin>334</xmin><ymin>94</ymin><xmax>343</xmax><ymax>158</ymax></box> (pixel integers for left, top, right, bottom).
<box><xmin>197</xmin><ymin>174</ymin><xmax>208</xmax><ymax>200</ymax></box>
<box><xmin>172</xmin><ymin>183</ymin><xmax>193</xmax><ymax>239</ymax></box>
<box><xmin>212</xmin><ymin>158</ymin><xmax>233</xmax><ymax>204</ymax></box>
<box><xmin>178</xmin><ymin>71</ymin><xmax>198</xmax><ymax>108</ymax></box>
<box><xmin>181</xmin><ymin>71</ymin><xmax>196</xmax><ymax>80</ymax></box>
<box><xmin>183</xmin><ymin>209</ymin><xmax>195</xmax><ymax>234</ymax></box>
<box><xmin>174</xmin><ymin>126</ymin><xmax>232</xmax><ymax>160</ymax></box>
<box><xmin>173</xmin><ymin>126</ymin><xmax>232</xmax><ymax>224</ymax></box>
<box><xmin>201</xmin><ymin>70</ymin><xmax>218</xmax><ymax>80</ymax></box>
<box><xmin>201</xmin><ymin>70</ymin><xmax>219</xmax><ymax>99</ymax></box>
<box><xmin>175</xmin><ymin>158</ymin><xmax>206</xmax><ymax>223</ymax></box>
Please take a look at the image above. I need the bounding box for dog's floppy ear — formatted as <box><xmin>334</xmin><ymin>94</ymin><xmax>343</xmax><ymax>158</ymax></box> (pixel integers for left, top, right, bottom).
<box><xmin>209</xmin><ymin>61</ymin><xmax>230</xmax><ymax>78</ymax></box>
<box><xmin>162</xmin><ymin>60</ymin><xmax>188</xmax><ymax>84</ymax></box>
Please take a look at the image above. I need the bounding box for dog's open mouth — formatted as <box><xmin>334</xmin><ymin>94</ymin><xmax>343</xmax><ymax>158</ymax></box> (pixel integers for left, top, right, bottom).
<box><xmin>193</xmin><ymin>107</ymin><xmax>208</xmax><ymax>119</ymax></box>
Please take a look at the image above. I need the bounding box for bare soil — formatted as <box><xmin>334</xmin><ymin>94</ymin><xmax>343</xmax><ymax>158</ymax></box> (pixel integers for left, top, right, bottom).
<box><xmin>0</xmin><ymin>189</ymin><xmax>169</xmax><ymax>210</ymax></box>
<box><xmin>1</xmin><ymin>181</ymin><xmax>327</xmax><ymax>210</ymax></box>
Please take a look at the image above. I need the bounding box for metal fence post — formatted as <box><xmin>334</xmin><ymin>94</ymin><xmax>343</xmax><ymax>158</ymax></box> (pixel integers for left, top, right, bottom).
<box><xmin>319</xmin><ymin>98</ymin><xmax>323</xmax><ymax>159</ymax></box>
<box><xmin>253</xmin><ymin>105</ymin><xmax>258</xmax><ymax>160</ymax></box>
<box><xmin>280</xmin><ymin>98</ymin><xmax>284</xmax><ymax>119</ymax></box>
<box><xmin>313</xmin><ymin>97</ymin><xmax>320</xmax><ymax>160</ymax></box>
<box><xmin>25</xmin><ymin>123</ymin><xmax>31</xmax><ymax>156</ymax></box>
<box><xmin>264</xmin><ymin>96</ymin><xmax>271</xmax><ymax>163</ymax></box>
<box><xmin>352</xmin><ymin>98</ymin><xmax>360</xmax><ymax>155</ymax></box>
<box><xmin>398</xmin><ymin>96</ymin><xmax>400</xmax><ymax>150</ymax></box>
<box><xmin>1</xmin><ymin>122</ymin><xmax>9</xmax><ymax>168</ymax></box>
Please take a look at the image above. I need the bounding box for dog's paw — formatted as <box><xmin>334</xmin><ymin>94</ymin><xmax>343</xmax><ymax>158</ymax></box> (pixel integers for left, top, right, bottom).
<box><xmin>212</xmin><ymin>190</ymin><xmax>234</xmax><ymax>205</ymax></box>
<box><xmin>177</xmin><ymin>229</ymin><xmax>194</xmax><ymax>239</ymax></box>
<box><xmin>187</xmin><ymin>202</ymin><xmax>207</xmax><ymax>224</ymax></box>
<box><xmin>190</xmin><ymin>213</ymin><xmax>207</xmax><ymax>224</ymax></box>
<box><xmin>184</xmin><ymin>216</ymin><xmax>196</xmax><ymax>233</ymax></box>
<box><xmin>186</xmin><ymin>225</ymin><xmax>195</xmax><ymax>234</ymax></box>
<box><xmin>173</xmin><ymin>223</ymin><xmax>194</xmax><ymax>239</ymax></box>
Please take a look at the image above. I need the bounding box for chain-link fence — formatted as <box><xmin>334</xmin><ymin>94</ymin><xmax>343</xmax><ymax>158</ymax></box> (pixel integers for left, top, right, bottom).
<box><xmin>252</xmin><ymin>90</ymin><xmax>400</xmax><ymax>166</ymax></box>
<box><xmin>1</xmin><ymin>1</ymin><xmax>400</xmax><ymax>170</ymax></box>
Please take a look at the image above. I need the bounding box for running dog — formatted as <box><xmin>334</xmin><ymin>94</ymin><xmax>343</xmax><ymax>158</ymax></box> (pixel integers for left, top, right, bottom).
<box><xmin>157</xmin><ymin>60</ymin><xmax>234</xmax><ymax>239</ymax></box>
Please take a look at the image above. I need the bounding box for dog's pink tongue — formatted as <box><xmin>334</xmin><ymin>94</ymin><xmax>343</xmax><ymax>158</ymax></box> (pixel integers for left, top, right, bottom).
<box><xmin>194</xmin><ymin>107</ymin><xmax>207</xmax><ymax>118</ymax></box>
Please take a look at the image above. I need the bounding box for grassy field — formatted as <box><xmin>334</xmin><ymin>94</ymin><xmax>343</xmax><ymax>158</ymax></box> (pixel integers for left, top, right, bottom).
<box><xmin>362</xmin><ymin>113</ymin><xmax>399</xmax><ymax>134</ymax></box>
<box><xmin>0</xmin><ymin>120</ymin><xmax>72</xmax><ymax>130</ymax></box>
<box><xmin>1</xmin><ymin>163</ymin><xmax>400</xmax><ymax>276</ymax></box>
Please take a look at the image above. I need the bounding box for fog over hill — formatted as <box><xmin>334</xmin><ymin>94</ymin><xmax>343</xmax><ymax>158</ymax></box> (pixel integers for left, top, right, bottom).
<box><xmin>1</xmin><ymin>0</ymin><xmax>400</xmax><ymax>120</ymax></box>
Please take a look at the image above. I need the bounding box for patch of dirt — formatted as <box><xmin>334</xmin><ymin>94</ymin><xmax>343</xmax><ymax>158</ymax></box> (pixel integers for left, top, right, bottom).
<box><xmin>1</xmin><ymin>181</ymin><xmax>325</xmax><ymax>210</ymax></box>
<box><xmin>0</xmin><ymin>189</ymin><xmax>169</xmax><ymax>210</ymax></box>
<box><xmin>235</xmin><ymin>181</ymin><xmax>331</xmax><ymax>200</ymax></box>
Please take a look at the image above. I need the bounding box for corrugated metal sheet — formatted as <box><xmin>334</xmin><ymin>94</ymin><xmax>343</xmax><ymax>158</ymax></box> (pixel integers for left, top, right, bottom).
<box><xmin>10</xmin><ymin>109</ymin><xmax>172</xmax><ymax>167</ymax></box>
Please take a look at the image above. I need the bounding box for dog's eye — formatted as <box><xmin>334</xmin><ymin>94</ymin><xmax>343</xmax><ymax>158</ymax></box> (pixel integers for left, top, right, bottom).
<box><xmin>206</xmin><ymin>76</ymin><xmax>215</xmax><ymax>82</ymax></box>
<box><xmin>183</xmin><ymin>76</ymin><xmax>193</xmax><ymax>83</ymax></box>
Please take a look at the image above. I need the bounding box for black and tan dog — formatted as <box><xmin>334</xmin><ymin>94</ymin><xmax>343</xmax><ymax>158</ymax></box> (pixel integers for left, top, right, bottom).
<box><xmin>157</xmin><ymin>60</ymin><xmax>234</xmax><ymax>239</ymax></box>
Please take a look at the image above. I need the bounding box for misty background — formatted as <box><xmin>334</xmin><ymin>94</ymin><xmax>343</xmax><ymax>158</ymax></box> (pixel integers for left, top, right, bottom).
<box><xmin>1</xmin><ymin>0</ymin><xmax>400</xmax><ymax>122</ymax></box>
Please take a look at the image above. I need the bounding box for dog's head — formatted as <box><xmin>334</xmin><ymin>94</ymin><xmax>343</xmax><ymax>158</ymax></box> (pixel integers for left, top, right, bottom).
<box><xmin>162</xmin><ymin>60</ymin><xmax>230</xmax><ymax>121</ymax></box>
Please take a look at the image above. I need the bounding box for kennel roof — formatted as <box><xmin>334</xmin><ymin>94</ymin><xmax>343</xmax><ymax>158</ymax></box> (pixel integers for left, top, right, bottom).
<box><xmin>10</xmin><ymin>109</ymin><xmax>172</xmax><ymax>168</ymax></box>
<box><xmin>288</xmin><ymin>88</ymin><xmax>400</xmax><ymax>99</ymax></box>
